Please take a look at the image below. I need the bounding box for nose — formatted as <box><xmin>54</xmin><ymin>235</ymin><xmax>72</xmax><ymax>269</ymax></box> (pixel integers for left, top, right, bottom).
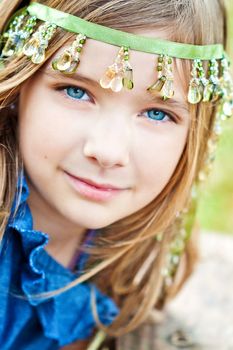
<box><xmin>83</xmin><ymin>114</ymin><xmax>131</xmax><ymax>168</ymax></box>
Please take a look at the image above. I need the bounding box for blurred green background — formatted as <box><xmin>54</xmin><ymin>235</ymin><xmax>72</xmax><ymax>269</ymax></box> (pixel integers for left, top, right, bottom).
<box><xmin>197</xmin><ymin>1</ymin><xmax>233</xmax><ymax>234</ymax></box>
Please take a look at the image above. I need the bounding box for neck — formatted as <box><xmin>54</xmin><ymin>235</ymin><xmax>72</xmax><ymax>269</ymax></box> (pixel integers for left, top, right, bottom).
<box><xmin>27</xmin><ymin>192</ymin><xmax>87</xmax><ymax>268</ymax></box>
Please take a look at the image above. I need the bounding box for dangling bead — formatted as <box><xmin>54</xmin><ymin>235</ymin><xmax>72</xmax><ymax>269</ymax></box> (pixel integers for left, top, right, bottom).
<box><xmin>202</xmin><ymin>59</ymin><xmax>220</xmax><ymax>102</ymax></box>
<box><xmin>99</xmin><ymin>47</ymin><xmax>133</xmax><ymax>92</ymax></box>
<box><xmin>162</xmin><ymin>77</ymin><xmax>174</xmax><ymax>100</ymax></box>
<box><xmin>23</xmin><ymin>37</ymin><xmax>40</xmax><ymax>57</ymax></box>
<box><xmin>122</xmin><ymin>62</ymin><xmax>134</xmax><ymax>90</ymax></box>
<box><xmin>197</xmin><ymin>56</ymin><xmax>233</xmax><ymax>186</ymax></box>
<box><xmin>161</xmin><ymin>56</ymin><xmax>174</xmax><ymax>99</ymax></box>
<box><xmin>122</xmin><ymin>70</ymin><xmax>134</xmax><ymax>89</ymax></box>
<box><xmin>122</xmin><ymin>49</ymin><xmax>134</xmax><ymax>90</ymax></box>
<box><xmin>188</xmin><ymin>79</ymin><xmax>202</xmax><ymax>104</ymax></box>
<box><xmin>31</xmin><ymin>47</ymin><xmax>45</xmax><ymax>64</ymax></box>
<box><xmin>188</xmin><ymin>59</ymin><xmax>207</xmax><ymax>104</ymax></box>
<box><xmin>2</xmin><ymin>38</ymin><xmax>15</xmax><ymax>57</ymax></box>
<box><xmin>52</xmin><ymin>34</ymin><xmax>86</xmax><ymax>74</ymax></box>
<box><xmin>22</xmin><ymin>22</ymin><xmax>57</xmax><ymax>64</ymax></box>
<box><xmin>148</xmin><ymin>76</ymin><xmax>166</xmax><ymax>93</ymax></box>
<box><xmin>110</xmin><ymin>76</ymin><xmax>123</xmax><ymax>92</ymax></box>
<box><xmin>202</xmin><ymin>82</ymin><xmax>214</xmax><ymax>102</ymax></box>
<box><xmin>188</xmin><ymin>59</ymin><xmax>206</xmax><ymax>104</ymax></box>
<box><xmin>100</xmin><ymin>68</ymin><xmax>116</xmax><ymax>89</ymax></box>
<box><xmin>148</xmin><ymin>55</ymin><xmax>174</xmax><ymax>99</ymax></box>
<box><xmin>51</xmin><ymin>59</ymin><xmax>58</xmax><ymax>70</ymax></box>
<box><xmin>148</xmin><ymin>55</ymin><xmax>164</xmax><ymax>93</ymax></box>
<box><xmin>216</xmin><ymin>57</ymin><xmax>233</xmax><ymax>120</ymax></box>
<box><xmin>63</xmin><ymin>60</ymin><xmax>80</xmax><ymax>74</ymax></box>
<box><xmin>56</xmin><ymin>51</ymin><xmax>73</xmax><ymax>71</ymax></box>
<box><xmin>0</xmin><ymin>9</ymin><xmax>30</xmax><ymax>58</ymax></box>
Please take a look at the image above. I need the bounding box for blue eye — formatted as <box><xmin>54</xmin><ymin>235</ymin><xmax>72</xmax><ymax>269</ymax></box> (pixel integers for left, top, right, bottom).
<box><xmin>65</xmin><ymin>87</ymin><xmax>90</xmax><ymax>101</ymax></box>
<box><xmin>145</xmin><ymin>109</ymin><xmax>170</xmax><ymax>122</ymax></box>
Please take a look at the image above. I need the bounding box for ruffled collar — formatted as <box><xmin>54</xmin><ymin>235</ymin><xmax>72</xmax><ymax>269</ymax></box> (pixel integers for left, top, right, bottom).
<box><xmin>6</xmin><ymin>173</ymin><xmax>118</xmax><ymax>346</ymax></box>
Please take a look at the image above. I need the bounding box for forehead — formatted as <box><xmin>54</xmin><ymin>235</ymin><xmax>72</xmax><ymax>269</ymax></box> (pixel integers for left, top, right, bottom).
<box><xmin>45</xmin><ymin>28</ymin><xmax>189</xmax><ymax>110</ymax></box>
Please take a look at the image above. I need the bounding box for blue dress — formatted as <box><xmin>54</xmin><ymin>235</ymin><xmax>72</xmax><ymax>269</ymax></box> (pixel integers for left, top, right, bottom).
<box><xmin>0</xmin><ymin>176</ymin><xmax>118</xmax><ymax>349</ymax></box>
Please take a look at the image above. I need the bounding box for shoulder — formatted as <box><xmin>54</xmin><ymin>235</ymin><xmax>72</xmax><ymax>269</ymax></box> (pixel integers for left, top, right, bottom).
<box><xmin>117</xmin><ymin>233</ymin><xmax>233</xmax><ymax>350</ymax></box>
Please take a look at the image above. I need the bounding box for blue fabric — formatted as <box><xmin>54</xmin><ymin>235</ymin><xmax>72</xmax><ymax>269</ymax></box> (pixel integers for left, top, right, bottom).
<box><xmin>0</xmin><ymin>175</ymin><xmax>118</xmax><ymax>349</ymax></box>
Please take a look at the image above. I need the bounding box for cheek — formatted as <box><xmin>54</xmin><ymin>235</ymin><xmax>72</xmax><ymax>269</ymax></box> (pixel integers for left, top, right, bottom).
<box><xmin>134</xmin><ymin>127</ymin><xmax>187</xmax><ymax>194</ymax></box>
<box><xmin>19</xmin><ymin>88</ymin><xmax>84</xmax><ymax>162</ymax></box>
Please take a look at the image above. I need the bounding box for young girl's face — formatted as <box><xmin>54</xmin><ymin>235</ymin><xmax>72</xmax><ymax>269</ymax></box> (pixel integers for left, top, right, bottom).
<box><xmin>19</xmin><ymin>34</ymin><xmax>190</xmax><ymax>232</ymax></box>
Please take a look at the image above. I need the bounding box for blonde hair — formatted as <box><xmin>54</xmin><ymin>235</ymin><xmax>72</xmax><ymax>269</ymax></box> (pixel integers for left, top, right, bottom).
<box><xmin>0</xmin><ymin>0</ymin><xmax>227</xmax><ymax>336</ymax></box>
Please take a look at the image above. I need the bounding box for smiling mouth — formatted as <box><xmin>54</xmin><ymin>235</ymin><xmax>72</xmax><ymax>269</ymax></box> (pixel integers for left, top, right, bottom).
<box><xmin>64</xmin><ymin>171</ymin><xmax>126</xmax><ymax>201</ymax></box>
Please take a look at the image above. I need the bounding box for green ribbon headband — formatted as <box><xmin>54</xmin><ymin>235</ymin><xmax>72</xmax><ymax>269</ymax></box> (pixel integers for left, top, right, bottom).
<box><xmin>27</xmin><ymin>2</ymin><xmax>224</xmax><ymax>60</ymax></box>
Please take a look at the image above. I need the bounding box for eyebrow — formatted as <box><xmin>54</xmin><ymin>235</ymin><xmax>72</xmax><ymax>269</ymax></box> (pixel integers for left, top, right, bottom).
<box><xmin>145</xmin><ymin>94</ymin><xmax>189</xmax><ymax>115</ymax></box>
<box><xmin>43</xmin><ymin>68</ymin><xmax>189</xmax><ymax>114</ymax></box>
<box><xmin>43</xmin><ymin>67</ymin><xmax>100</xmax><ymax>87</ymax></box>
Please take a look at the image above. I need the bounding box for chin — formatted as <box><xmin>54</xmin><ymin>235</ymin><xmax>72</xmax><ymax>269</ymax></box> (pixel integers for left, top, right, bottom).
<box><xmin>78</xmin><ymin>219</ymin><xmax>115</xmax><ymax>230</ymax></box>
<box><xmin>65</xmin><ymin>212</ymin><xmax>117</xmax><ymax>230</ymax></box>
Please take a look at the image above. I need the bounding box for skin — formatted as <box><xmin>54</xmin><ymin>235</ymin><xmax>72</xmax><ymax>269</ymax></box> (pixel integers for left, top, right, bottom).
<box><xmin>18</xmin><ymin>33</ymin><xmax>190</xmax><ymax>269</ymax></box>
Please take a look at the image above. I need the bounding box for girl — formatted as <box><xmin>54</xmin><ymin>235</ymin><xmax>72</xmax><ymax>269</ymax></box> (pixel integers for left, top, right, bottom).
<box><xmin>0</xmin><ymin>0</ymin><xmax>232</xmax><ymax>349</ymax></box>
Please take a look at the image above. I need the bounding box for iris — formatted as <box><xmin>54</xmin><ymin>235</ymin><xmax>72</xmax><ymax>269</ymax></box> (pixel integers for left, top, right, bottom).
<box><xmin>65</xmin><ymin>87</ymin><xmax>89</xmax><ymax>100</ymax></box>
<box><xmin>146</xmin><ymin>109</ymin><xmax>170</xmax><ymax>122</ymax></box>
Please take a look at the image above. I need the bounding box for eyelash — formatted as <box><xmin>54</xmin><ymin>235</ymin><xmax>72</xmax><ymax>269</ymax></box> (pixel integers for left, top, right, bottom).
<box><xmin>56</xmin><ymin>85</ymin><xmax>176</xmax><ymax>123</ymax></box>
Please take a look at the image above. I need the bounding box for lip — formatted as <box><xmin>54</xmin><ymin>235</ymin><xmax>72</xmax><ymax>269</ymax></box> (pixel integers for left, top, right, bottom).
<box><xmin>64</xmin><ymin>171</ymin><xmax>125</xmax><ymax>201</ymax></box>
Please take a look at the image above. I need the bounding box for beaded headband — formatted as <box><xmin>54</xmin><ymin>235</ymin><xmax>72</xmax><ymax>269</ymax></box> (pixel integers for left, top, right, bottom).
<box><xmin>0</xmin><ymin>2</ymin><xmax>233</xmax><ymax>119</ymax></box>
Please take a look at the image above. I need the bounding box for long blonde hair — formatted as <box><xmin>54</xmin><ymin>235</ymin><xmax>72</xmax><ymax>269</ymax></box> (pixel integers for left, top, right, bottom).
<box><xmin>0</xmin><ymin>0</ymin><xmax>227</xmax><ymax>336</ymax></box>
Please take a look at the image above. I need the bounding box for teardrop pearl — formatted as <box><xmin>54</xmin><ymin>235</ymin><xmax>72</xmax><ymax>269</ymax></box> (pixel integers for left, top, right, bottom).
<box><xmin>32</xmin><ymin>47</ymin><xmax>45</xmax><ymax>64</ymax></box>
<box><xmin>100</xmin><ymin>68</ymin><xmax>116</xmax><ymax>89</ymax></box>
<box><xmin>188</xmin><ymin>80</ymin><xmax>202</xmax><ymax>104</ymax></box>
<box><xmin>2</xmin><ymin>38</ymin><xmax>15</xmax><ymax>57</ymax></box>
<box><xmin>52</xmin><ymin>59</ymin><xmax>58</xmax><ymax>70</ymax></box>
<box><xmin>203</xmin><ymin>83</ymin><xmax>214</xmax><ymax>102</ymax></box>
<box><xmin>110</xmin><ymin>76</ymin><xmax>123</xmax><ymax>92</ymax></box>
<box><xmin>100</xmin><ymin>75</ymin><xmax>112</xmax><ymax>89</ymax></box>
<box><xmin>122</xmin><ymin>77</ymin><xmax>134</xmax><ymax>90</ymax></box>
<box><xmin>64</xmin><ymin>60</ymin><xmax>80</xmax><ymax>74</ymax></box>
<box><xmin>148</xmin><ymin>76</ymin><xmax>166</xmax><ymax>93</ymax></box>
<box><xmin>56</xmin><ymin>51</ymin><xmax>72</xmax><ymax>71</ymax></box>
<box><xmin>23</xmin><ymin>37</ymin><xmax>39</xmax><ymax>57</ymax></box>
<box><xmin>123</xmin><ymin>68</ymin><xmax>134</xmax><ymax>90</ymax></box>
<box><xmin>211</xmin><ymin>85</ymin><xmax>221</xmax><ymax>102</ymax></box>
<box><xmin>162</xmin><ymin>78</ymin><xmax>174</xmax><ymax>99</ymax></box>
